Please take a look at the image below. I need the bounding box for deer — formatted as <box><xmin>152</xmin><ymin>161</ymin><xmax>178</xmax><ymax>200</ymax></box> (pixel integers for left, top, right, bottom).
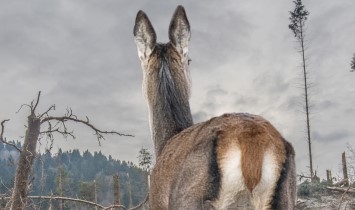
<box><xmin>133</xmin><ymin>5</ymin><xmax>296</xmax><ymax>210</ymax></box>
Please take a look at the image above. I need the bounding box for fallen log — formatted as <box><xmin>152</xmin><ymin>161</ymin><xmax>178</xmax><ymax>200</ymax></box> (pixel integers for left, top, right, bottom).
<box><xmin>333</xmin><ymin>178</ymin><xmax>349</xmax><ymax>187</ymax></box>
<box><xmin>1</xmin><ymin>194</ymin><xmax>148</xmax><ymax>210</ymax></box>
<box><xmin>326</xmin><ymin>186</ymin><xmax>355</xmax><ymax>194</ymax></box>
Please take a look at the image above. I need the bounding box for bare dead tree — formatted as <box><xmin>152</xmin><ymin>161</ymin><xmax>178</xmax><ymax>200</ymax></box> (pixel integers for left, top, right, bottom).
<box><xmin>113</xmin><ymin>174</ymin><xmax>121</xmax><ymax>209</ymax></box>
<box><xmin>1</xmin><ymin>91</ymin><xmax>132</xmax><ymax>210</ymax></box>
<box><xmin>289</xmin><ymin>0</ymin><xmax>315</xmax><ymax>181</ymax></box>
<box><xmin>10</xmin><ymin>105</ymin><xmax>41</xmax><ymax>210</ymax></box>
<box><xmin>342</xmin><ymin>152</ymin><xmax>349</xmax><ymax>187</ymax></box>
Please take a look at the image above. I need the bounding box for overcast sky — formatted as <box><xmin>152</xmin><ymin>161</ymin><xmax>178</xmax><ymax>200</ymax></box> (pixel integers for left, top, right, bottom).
<box><xmin>1</xmin><ymin>0</ymin><xmax>354</xmax><ymax>179</ymax></box>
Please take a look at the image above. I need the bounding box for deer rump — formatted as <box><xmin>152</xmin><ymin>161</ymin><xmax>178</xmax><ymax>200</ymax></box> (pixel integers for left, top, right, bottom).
<box><xmin>149</xmin><ymin>113</ymin><xmax>295</xmax><ymax>210</ymax></box>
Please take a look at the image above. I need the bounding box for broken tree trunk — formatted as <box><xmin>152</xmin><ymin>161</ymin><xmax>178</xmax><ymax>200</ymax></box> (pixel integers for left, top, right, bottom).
<box><xmin>113</xmin><ymin>174</ymin><xmax>121</xmax><ymax>209</ymax></box>
<box><xmin>94</xmin><ymin>180</ymin><xmax>98</xmax><ymax>210</ymax></box>
<box><xmin>326</xmin><ymin>169</ymin><xmax>333</xmax><ymax>185</ymax></box>
<box><xmin>58</xmin><ymin>168</ymin><xmax>63</xmax><ymax>210</ymax></box>
<box><xmin>10</xmin><ymin>114</ymin><xmax>40</xmax><ymax>210</ymax></box>
<box><xmin>342</xmin><ymin>152</ymin><xmax>349</xmax><ymax>187</ymax></box>
<box><xmin>127</xmin><ymin>173</ymin><xmax>132</xmax><ymax>208</ymax></box>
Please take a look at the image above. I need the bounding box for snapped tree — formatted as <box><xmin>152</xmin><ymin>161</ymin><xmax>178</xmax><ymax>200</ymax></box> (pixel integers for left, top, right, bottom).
<box><xmin>0</xmin><ymin>91</ymin><xmax>132</xmax><ymax>210</ymax></box>
<box><xmin>288</xmin><ymin>0</ymin><xmax>315</xmax><ymax>180</ymax></box>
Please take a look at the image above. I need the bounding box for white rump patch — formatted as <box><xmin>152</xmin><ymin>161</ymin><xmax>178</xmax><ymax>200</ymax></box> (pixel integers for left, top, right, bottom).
<box><xmin>214</xmin><ymin>147</ymin><xmax>246</xmax><ymax>209</ymax></box>
<box><xmin>213</xmin><ymin>147</ymin><xmax>281</xmax><ymax>210</ymax></box>
<box><xmin>252</xmin><ymin>150</ymin><xmax>280</xmax><ymax>210</ymax></box>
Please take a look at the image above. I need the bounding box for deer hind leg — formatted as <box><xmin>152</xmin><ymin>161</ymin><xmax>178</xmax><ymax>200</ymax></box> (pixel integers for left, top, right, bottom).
<box><xmin>169</xmin><ymin>135</ymin><xmax>220</xmax><ymax>210</ymax></box>
<box><xmin>250</xmin><ymin>150</ymin><xmax>281</xmax><ymax>210</ymax></box>
<box><xmin>269</xmin><ymin>140</ymin><xmax>296</xmax><ymax>210</ymax></box>
<box><xmin>251</xmin><ymin>141</ymin><xmax>296</xmax><ymax>210</ymax></box>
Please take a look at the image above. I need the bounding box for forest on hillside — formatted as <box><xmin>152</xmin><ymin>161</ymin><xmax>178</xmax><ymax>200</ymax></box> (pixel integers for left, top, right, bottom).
<box><xmin>0</xmin><ymin>141</ymin><xmax>148</xmax><ymax>209</ymax></box>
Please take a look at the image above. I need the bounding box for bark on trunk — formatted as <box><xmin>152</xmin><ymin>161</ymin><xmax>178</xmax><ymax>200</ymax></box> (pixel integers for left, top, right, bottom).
<box><xmin>127</xmin><ymin>174</ymin><xmax>133</xmax><ymax>208</ymax></box>
<box><xmin>299</xmin><ymin>18</ymin><xmax>313</xmax><ymax>181</ymax></box>
<box><xmin>59</xmin><ymin>168</ymin><xmax>63</xmax><ymax>210</ymax></box>
<box><xmin>10</xmin><ymin>115</ymin><xmax>40</xmax><ymax>210</ymax></box>
<box><xmin>113</xmin><ymin>174</ymin><xmax>121</xmax><ymax>209</ymax></box>
<box><xmin>342</xmin><ymin>152</ymin><xmax>349</xmax><ymax>187</ymax></box>
<box><xmin>326</xmin><ymin>169</ymin><xmax>333</xmax><ymax>185</ymax></box>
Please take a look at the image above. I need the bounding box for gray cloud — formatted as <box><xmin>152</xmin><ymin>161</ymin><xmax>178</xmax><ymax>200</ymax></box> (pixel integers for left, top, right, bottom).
<box><xmin>234</xmin><ymin>94</ymin><xmax>259</xmax><ymax>107</ymax></box>
<box><xmin>312</xmin><ymin>129</ymin><xmax>352</xmax><ymax>143</ymax></box>
<box><xmin>199</xmin><ymin>86</ymin><xmax>228</xmax><ymax>114</ymax></box>
<box><xmin>192</xmin><ymin>111</ymin><xmax>208</xmax><ymax>123</ymax></box>
<box><xmin>316</xmin><ymin>99</ymin><xmax>338</xmax><ymax>110</ymax></box>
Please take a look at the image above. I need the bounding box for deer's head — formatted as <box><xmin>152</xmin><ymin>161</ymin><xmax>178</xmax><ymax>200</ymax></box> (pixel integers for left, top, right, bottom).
<box><xmin>134</xmin><ymin>5</ymin><xmax>191</xmax><ymax>103</ymax></box>
<box><xmin>133</xmin><ymin>6</ymin><xmax>193</xmax><ymax>157</ymax></box>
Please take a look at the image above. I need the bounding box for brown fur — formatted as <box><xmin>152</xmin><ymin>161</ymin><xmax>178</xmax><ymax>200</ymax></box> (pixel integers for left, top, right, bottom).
<box><xmin>134</xmin><ymin>6</ymin><xmax>296</xmax><ymax>209</ymax></box>
<box><xmin>143</xmin><ymin>43</ymin><xmax>193</xmax><ymax>157</ymax></box>
<box><xmin>149</xmin><ymin>113</ymin><xmax>290</xmax><ymax>209</ymax></box>
<box><xmin>146</xmin><ymin>43</ymin><xmax>190</xmax><ymax>104</ymax></box>
<box><xmin>216</xmin><ymin>114</ymin><xmax>286</xmax><ymax>192</ymax></box>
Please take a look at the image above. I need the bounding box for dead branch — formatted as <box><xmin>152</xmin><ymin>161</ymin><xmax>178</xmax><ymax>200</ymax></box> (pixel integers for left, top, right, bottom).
<box><xmin>327</xmin><ymin>186</ymin><xmax>355</xmax><ymax>194</ymax></box>
<box><xmin>5</xmin><ymin>196</ymin><xmax>105</xmax><ymax>208</ymax></box>
<box><xmin>102</xmin><ymin>204</ymin><xmax>126</xmax><ymax>210</ymax></box>
<box><xmin>16</xmin><ymin>91</ymin><xmax>42</xmax><ymax>116</ymax></box>
<box><xmin>0</xmin><ymin>179</ymin><xmax>12</xmax><ymax>194</ymax></box>
<box><xmin>16</xmin><ymin>104</ymin><xmax>32</xmax><ymax>114</ymax></box>
<box><xmin>16</xmin><ymin>91</ymin><xmax>134</xmax><ymax>144</ymax></box>
<box><xmin>32</xmin><ymin>91</ymin><xmax>41</xmax><ymax>115</ymax></box>
<box><xmin>128</xmin><ymin>194</ymin><xmax>148</xmax><ymax>210</ymax></box>
<box><xmin>0</xmin><ymin>119</ymin><xmax>9</xmax><ymax>139</ymax></box>
<box><xmin>297</xmin><ymin>173</ymin><xmax>312</xmax><ymax>182</ymax></box>
<box><xmin>103</xmin><ymin>194</ymin><xmax>148</xmax><ymax>210</ymax></box>
<box><xmin>40</xmin><ymin>128</ymin><xmax>75</xmax><ymax>139</ymax></box>
<box><xmin>39</xmin><ymin>104</ymin><xmax>56</xmax><ymax>119</ymax></box>
<box><xmin>41</xmin><ymin>115</ymin><xmax>133</xmax><ymax>145</ymax></box>
<box><xmin>338</xmin><ymin>185</ymin><xmax>352</xmax><ymax>210</ymax></box>
<box><xmin>0</xmin><ymin>119</ymin><xmax>22</xmax><ymax>152</ymax></box>
<box><xmin>1</xmin><ymin>194</ymin><xmax>149</xmax><ymax>210</ymax></box>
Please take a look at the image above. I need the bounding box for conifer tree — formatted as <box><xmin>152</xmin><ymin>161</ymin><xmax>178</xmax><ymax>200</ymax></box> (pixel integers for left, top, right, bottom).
<box><xmin>289</xmin><ymin>0</ymin><xmax>315</xmax><ymax>180</ymax></box>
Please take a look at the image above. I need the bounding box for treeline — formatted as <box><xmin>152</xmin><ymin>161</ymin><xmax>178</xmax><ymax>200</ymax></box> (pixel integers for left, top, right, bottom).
<box><xmin>0</xmin><ymin>141</ymin><xmax>148</xmax><ymax>209</ymax></box>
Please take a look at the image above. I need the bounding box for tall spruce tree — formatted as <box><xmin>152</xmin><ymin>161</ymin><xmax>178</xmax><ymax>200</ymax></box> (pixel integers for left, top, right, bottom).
<box><xmin>289</xmin><ymin>0</ymin><xmax>315</xmax><ymax>180</ymax></box>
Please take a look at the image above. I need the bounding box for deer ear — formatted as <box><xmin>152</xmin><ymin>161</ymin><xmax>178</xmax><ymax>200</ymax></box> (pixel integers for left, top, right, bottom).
<box><xmin>134</xmin><ymin>10</ymin><xmax>157</xmax><ymax>61</ymax></box>
<box><xmin>169</xmin><ymin>5</ymin><xmax>190</xmax><ymax>55</ymax></box>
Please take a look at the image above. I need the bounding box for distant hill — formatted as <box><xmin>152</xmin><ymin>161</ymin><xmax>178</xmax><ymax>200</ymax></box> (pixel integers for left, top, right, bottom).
<box><xmin>0</xmin><ymin>141</ymin><xmax>148</xmax><ymax>209</ymax></box>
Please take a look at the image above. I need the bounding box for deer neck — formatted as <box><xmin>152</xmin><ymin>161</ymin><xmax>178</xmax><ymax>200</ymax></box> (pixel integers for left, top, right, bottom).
<box><xmin>146</xmin><ymin>44</ymin><xmax>193</xmax><ymax>158</ymax></box>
